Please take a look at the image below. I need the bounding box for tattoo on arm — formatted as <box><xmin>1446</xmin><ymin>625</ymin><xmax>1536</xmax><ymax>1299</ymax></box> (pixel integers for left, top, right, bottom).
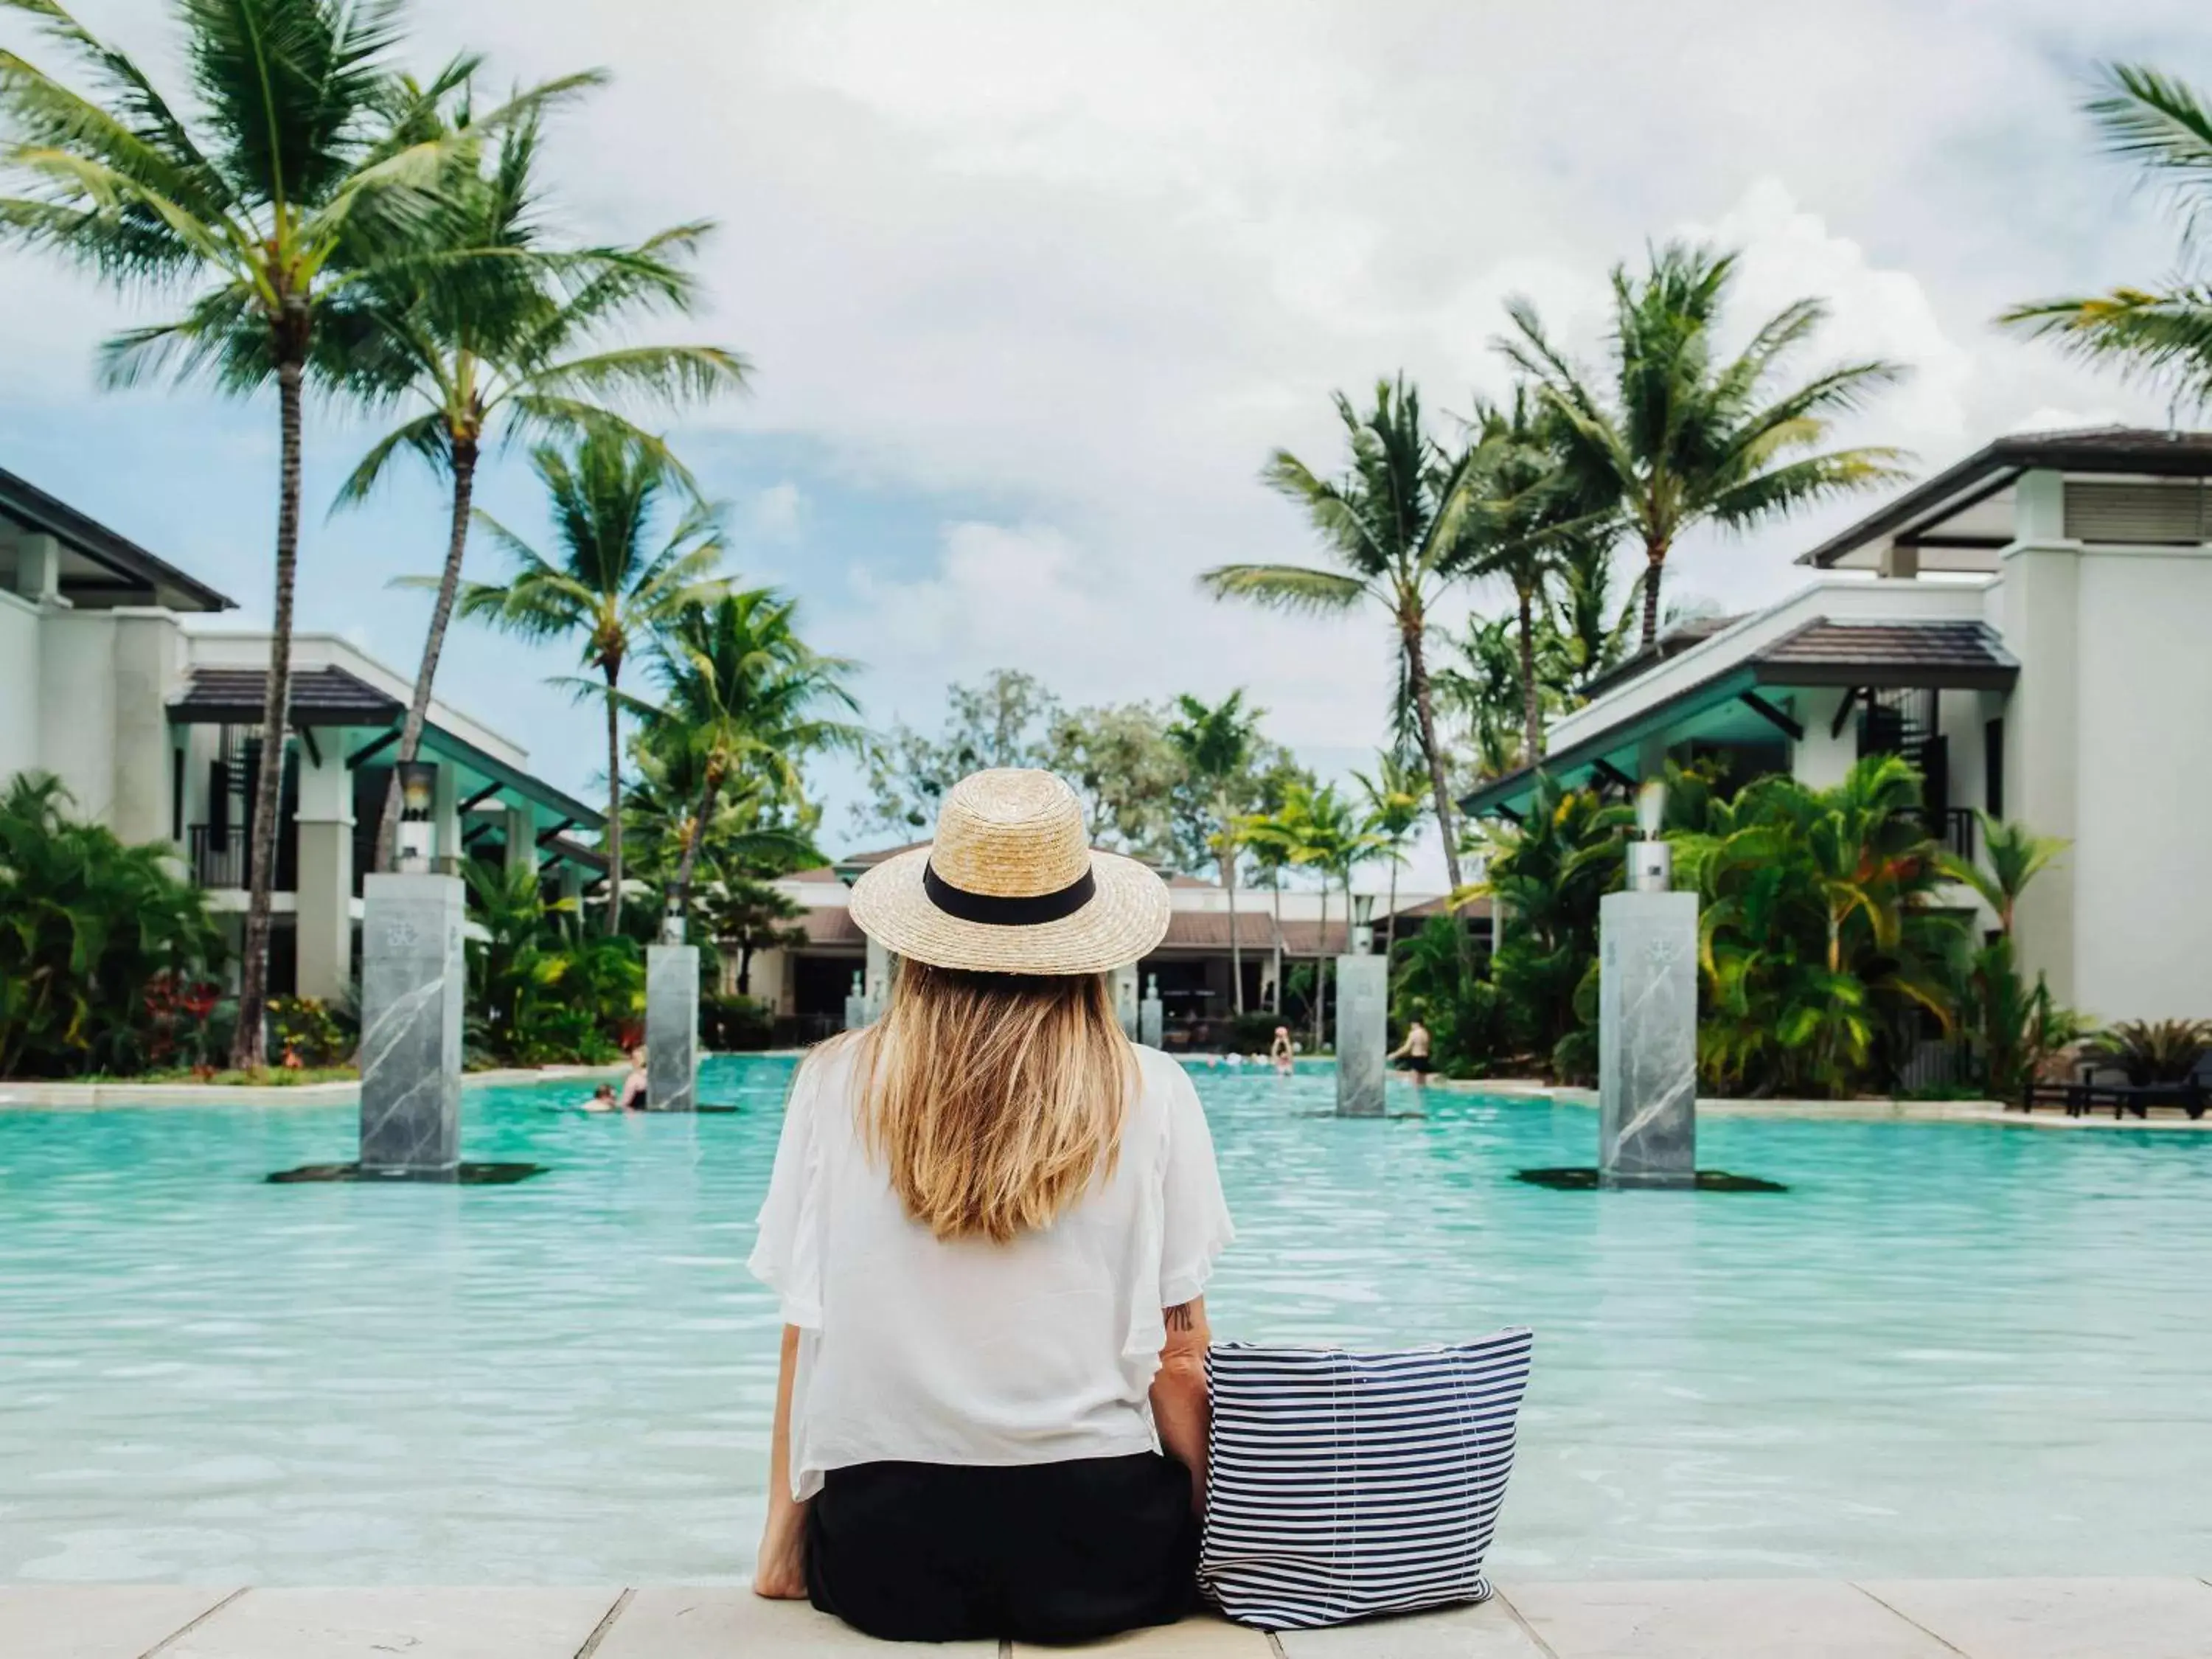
<box><xmin>1164</xmin><ymin>1301</ymin><xmax>1196</xmax><ymax>1332</ymax></box>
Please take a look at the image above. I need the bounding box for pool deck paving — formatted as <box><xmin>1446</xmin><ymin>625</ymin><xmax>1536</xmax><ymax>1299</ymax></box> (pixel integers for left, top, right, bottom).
<box><xmin>5</xmin><ymin>1579</ymin><xmax>2209</xmax><ymax>1658</ymax></box>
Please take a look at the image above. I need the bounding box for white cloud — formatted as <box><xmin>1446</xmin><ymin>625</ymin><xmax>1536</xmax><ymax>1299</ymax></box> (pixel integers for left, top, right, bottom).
<box><xmin>7</xmin><ymin>0</ymin><xmax>2208</xmax><ymax>864</ymax></box>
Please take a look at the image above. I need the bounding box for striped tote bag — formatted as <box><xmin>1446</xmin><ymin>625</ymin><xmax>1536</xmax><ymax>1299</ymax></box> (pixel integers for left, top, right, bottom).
<box><xmin>1198</xmin><ymin>1329</ymin><xmax>1535</xmax><ymax>1630</ymax></box>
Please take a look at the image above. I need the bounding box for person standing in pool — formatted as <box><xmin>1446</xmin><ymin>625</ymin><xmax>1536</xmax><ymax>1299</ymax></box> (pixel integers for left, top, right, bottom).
<box><xmin>1268</xmin><ymin>1026</ymin><xmax>1295</xmax><ymax>1076</ymax></box>
<box><xmin>616</xmin><ymin>1046</ymin><xmax>649</xmax><ymax>1111</ymax></box>
<box><xmin>1387</xmin><ymin>1020</ymin><xmax>1433</xmax><ymax>1088</ymax></box>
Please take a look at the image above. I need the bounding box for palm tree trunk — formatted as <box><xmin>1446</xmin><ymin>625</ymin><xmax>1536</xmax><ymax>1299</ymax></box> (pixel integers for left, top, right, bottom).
<box><xmin>232</xmin><ymin>344</ymin><xmax>306</xmax><ymax>1071</ymax></box>
<box><xmin>1270</xmin><ymin>877</ymin><xmax>1284</xmax><ymax>1014</ymax></box>
<box><xmin>1638</xmin><ymin>538</ymin><xmax>1669</xmax><ymax>655</ymax></box>
<box><xmin>1383</xmin><ymin>855</ymin><xmax>1399</xmax><ymax>961</ymax></box>
<box><xmin>672</xmin><ymin>773</ymin><xmax>720</xmax><ymax>924</ymax></box>
<box><xmin>604</xmin><ymin>677</ymin><xmax>625</xmax><ymax>935</ymax></box>
<box><xmin>375</xmin><ymin>434</ymin><xmax>480</xmax><ymax>874</ymax></box>
<box><xmin>1221</xmin><ymin>793</ymin><xmax>1243</xmax><ymax>1016</ymax></box>
<box><xmin>1517</xmin><ymin>584</ymin><xmax>1543</xmax><ymax>763</ymax></box>
<box><xmin>1312</xmin><ymin>883</ymin><xmax>1329</xmax><ymax>1052</ymax></box>
<box><xmin>1402</xmin><ymin>615</ymin><xmax>1463</xmax><ymax>894</ymax></box>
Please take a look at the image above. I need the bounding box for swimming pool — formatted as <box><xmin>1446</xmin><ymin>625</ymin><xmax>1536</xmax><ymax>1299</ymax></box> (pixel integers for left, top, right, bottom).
<box><xmin>2</xmin><ymin>1057</ymin><xmax>2207</xmax><ymax>1583</ymax></box>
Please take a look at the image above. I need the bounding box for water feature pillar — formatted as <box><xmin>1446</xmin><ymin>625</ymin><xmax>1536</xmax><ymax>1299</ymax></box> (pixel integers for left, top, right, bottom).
<box><xmin>844</xmin><ymin>970</ymin><xmax>871</xmax><ymax>1032</ymax></box>
<box><xmin>1139</xmin><ymin>973</ymin><xmax>1164</xmax><ymax>1049</ymax></box>
<box><xmin>358</xmin><ymin>872</ymin><xmax>466</xmax><ymax>1176</ymax></box>
<box><xmin>645</xmin><ymin>944</ymin><xmax>700</xmax><ymax>1112</ymax></box>
<box><xmin>865</xmin><ymin>935</ymin><xmax>894</xmax><ymax>1024</ymax></box>
<box><xmin>1110</xmin><ymin>964</ymin><xmax>1140</xmax><ymax>1040</ymax></box>
<box><xmin>1597</xmin><ymin>804</ymin><xmax>1697</xmax><ymax>1188</ymax></box>
<box><xmin>1334</xmin><ymin>952</ymin><xmax>1388</xmax><ymax>1117</ymax></box>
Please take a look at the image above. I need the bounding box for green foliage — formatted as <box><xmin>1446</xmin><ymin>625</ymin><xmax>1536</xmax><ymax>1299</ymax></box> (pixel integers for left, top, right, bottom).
<box><xmin>1674</xmin><ymin>756</ymin><xmax>1961</xmax><ymax>1097</ymax></box>
<box><xmin>699</xmin><ymin>866</ymin><xmax>807</xmax><ymax>996</ymax></box>
<box><xmin>855</xmin><ymin>669</ymin><xmax>1305</xmax><ymax>875</ymax></box>
<box><xmin>1475</xmin><ymin>773</ymin><xmax>1632</xmax><ymax>1065</ymax></box>
<box><xmin>701</xmin><ymin>992</ymin><xmax>776</xmax><ymax>1051</ymax></box>
<box><xmin>1389</xmin><ymin>914</ymin><xmax>1497</xmax><ymax>1076</ymax></box>
<box><xmin>463</xmin><ymin>861</ymin><xmax>641</xmax><ymax>1065</ymax></box>
<box><xmin>1500</xmin><ymin>241</ymin><xmax>1909</xmax><ymax>650</ymax></box>
<box><xmin>1964</xmin><ymin>935</ymin><xmax>2087</xmax><ymax>1100</ymax></box>
<box><xmin>2084</xmin><ymin>1019</ymin><xmax>2212</xmax><ymax>1086</ymax></box>
<box><xmin>0</xmin><ymin>773</ymin><xmax>227</xmax><ymax>1079</ymax></box>
<box><xmin>2000</xmin><ymin>66</ymin><xmax>2212</xmax><ymax>412</ymax></box>
<box><xmin>268</xmin><ymin>995</ymin><xmax>353</xmax><ymax>1068</ymax></box>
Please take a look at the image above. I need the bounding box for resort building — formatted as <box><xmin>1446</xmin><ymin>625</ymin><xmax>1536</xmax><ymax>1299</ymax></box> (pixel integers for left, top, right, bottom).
<box><xmin>0</xmin><ymin>465</ymin><xmax>605</xmax><ymax>1002</ymax></box>
<box><xmin>749</xmin><ymin>844</ymin><xmax>1460</xmax><ymax>1042</ymax></box>
<box><xmin>1461</xmin><ymin>428</ymin><xmax>2212</xmax><ymax>1025</ymax></box>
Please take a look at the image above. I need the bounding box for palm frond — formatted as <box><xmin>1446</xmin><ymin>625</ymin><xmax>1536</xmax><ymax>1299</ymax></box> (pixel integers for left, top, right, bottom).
<box><xmin>1197</xmin><ymin>562</ymin><xmax>1368</xmax><ymax>613</ymax></box>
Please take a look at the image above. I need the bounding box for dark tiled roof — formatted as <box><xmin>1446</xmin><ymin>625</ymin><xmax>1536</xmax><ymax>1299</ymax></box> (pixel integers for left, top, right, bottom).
<box><xmin>0</xmin><ymin>465</ymin><xmax>236</xmax><ymax>612</ymax></box>
<box><xmin>1385</xmin><ymin>894</ymin><xmax>1491</xmax><ymax>922</ymax></box>
<box><xmin>170</xmin><ymin>666</ymin><xmax>403</xmax><ymax>726</ymax></box>
<box><xmin>545</xmin><ymin>835</ymin><xmax>608</xmax><ymax>875</ymax></box>
<box><xmin>798</xmin><ymin>908</ymin><xmax>866</xmax><ymax>947</ymax></box>
<box><xmin>1754</xmin><ymin>619</ymin><xmax>2019</xmax><ymax>687</ymax></box>
<box><xmin>1157</xmin><ymin>911</ymin><xmax>1276</xmax><ymax>950</ymax></box>
<box><xmin>1800</xmin><ymin>426</ymin><xmax>2212</xmax><ymax>568</ymax></box>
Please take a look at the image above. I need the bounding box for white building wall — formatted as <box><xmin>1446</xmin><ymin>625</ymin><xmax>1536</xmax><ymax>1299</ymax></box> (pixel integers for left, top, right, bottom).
<box><xmin>0</xmin><ymin>590</ymin><xmax>41</xmax><ymax>787</ymax></box>
<box><xmin>37</xmin><ymin>609</ymin><xmax>119</xmax><ymax>823</ymax></box>
<box><xmin>1790</xmin><ymin>686</ymin><xmax>1857</xmax><ymax>790</ymax></box>
<box><xmin>2069</xmin><ymin>546</ymin><xmax>2212</xmax><ymax>1021</ymax></box>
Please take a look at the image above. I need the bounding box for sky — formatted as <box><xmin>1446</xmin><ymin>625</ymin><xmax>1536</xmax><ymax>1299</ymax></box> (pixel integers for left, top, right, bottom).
<box><xmin>1</xmin><ymin>0</ymin><xmax>2202</xmax><ymax>888</ymax></box>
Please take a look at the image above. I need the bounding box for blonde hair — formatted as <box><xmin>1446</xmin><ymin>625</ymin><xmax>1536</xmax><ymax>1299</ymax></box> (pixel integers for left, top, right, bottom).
<box><xmin>849</xmin><ymin>960</ymin><xmax>1136</xmax><ymax>1243</ymax></box>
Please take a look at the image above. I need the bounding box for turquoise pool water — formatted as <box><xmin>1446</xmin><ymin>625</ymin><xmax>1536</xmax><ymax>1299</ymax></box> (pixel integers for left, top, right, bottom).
<box><xmin>2</xmin><ymin>1058</ymin><xmax>2208</xmax><ymax>1584</ymax></box>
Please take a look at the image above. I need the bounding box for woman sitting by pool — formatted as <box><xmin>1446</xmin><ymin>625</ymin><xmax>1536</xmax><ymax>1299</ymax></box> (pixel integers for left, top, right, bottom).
<box><xmin>748</xmin><ymin>768</ymin><xmax>1230</xmax><ymax>1644</ymax></box>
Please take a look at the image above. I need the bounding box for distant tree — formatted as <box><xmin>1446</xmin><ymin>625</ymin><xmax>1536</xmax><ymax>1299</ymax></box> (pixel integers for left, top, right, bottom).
<box><xmin>1499</xmin><ymin>241</ymin><xmax>1910</xmax><ymax>654</ymax></box>
<box><xmin>1165</xmin><ymin>691</ymin><xmax>1265</xmax><ymax>1013</ymax></box>
<box><xmin>698</xmin><ymin>863</ymin><xmax>808</xmax><ymax>996</ymax></box>
<box><xmin>855</xmin><ymin>669</ymin><xmax>1063</xmax><ymax>841</ymax></box>
<box><xmin>1353</xmin><ymin>753</ymin><xmax>1426</xmax><ymax>958</ymax></box>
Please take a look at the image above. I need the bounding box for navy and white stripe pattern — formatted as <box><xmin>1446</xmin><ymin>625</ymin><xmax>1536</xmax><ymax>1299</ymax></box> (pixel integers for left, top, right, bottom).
<box><xmin>1198</xmin><ymin>1329</ymin><xmax>1535</xmax><ymax>1630</ymax></box>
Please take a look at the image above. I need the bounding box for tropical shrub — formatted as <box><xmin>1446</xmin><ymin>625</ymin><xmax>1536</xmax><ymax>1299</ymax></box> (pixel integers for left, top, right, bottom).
<box><xmin>1390</xmin><ymin>914</ymin><xmax>1498</xmax><ymax>1076</ymax></box>
<box><xmin>464</xmin><ymin>863</ymin><xmax>643</xmax><ymax>1065</ymax></box>
<box><xmin>268</xmin><ymin>996</ymin><xmax>355</xmax><ymax>1070</ymax></box>
<box><xmin>2082</xmin><ymin>1019</ymin><xmax>2212</xmax><ymax>1086</ymax></box>
<box><xmin>0</xmin><ymin>775</ymin><xmax>226</xmax><ymax>1079</ymax></box>
<box><xmin>701</xmin><ymin>993</ymin><xmax>776</xmax><ymax>1051</ymax></box>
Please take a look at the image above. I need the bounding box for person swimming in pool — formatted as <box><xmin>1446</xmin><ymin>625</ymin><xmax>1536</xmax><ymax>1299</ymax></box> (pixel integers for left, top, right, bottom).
<box><xmin>1268</xmin><ymin>1026</ymin><xmax>1295</xmax><ymax>1077</ymax></box>
<box><xmin>582</xmin><ymin>1083</ymin><xmax>619</xmax><ymax>1113</ymax></box>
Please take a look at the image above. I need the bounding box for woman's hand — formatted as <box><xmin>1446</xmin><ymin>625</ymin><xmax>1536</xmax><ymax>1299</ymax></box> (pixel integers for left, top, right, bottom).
<box><xmin>754</xmin><ymin>1322</ymin><xmax>813</xmax><ymax>1600</ymax></box>
<box><xmin>751</xmin><ymin>1514</ymin><xmax>809</xmax><ymax>1599</ymax></box>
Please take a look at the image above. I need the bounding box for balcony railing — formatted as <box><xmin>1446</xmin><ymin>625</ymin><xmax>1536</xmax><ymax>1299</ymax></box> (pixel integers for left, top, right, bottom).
<box><xmin>188</xmin><ymin>823</ymin><xmax>297</xmax><ymax>891</ymax></box>
<box><xmin>1929</xmin><ymin>807</ymin><xmax>1976</xmax><ymax>862</ymax></box>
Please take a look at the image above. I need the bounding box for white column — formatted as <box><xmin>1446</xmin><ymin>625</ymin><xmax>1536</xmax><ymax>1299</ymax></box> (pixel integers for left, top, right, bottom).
<box><xmin>504</xmin><ymin>803</ymin><xmax>536</xmax><ymax>880</ymax></box>
<box><xmin>1998</xmin><ymin>470</ymin><xmax>2080</xmax><ymax>1006</ymax></box>
<box><xmin>12</xmin><ymin>532</ymin><xmax>60</xmax><ymax>603</ymax></box>
<box><xmin>293</xmin><ymin>729</ymin><xmax>355</xmax><ymax>1003</ymax></box>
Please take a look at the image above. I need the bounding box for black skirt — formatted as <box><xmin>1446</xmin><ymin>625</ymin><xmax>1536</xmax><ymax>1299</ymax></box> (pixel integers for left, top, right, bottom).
<box><xmin>805</xmin><ymin>1452</ymin><xmax>1200</xmax><ymax>1644</ymax></box>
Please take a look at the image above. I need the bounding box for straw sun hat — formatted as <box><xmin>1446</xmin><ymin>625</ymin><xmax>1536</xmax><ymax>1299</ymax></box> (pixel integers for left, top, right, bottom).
<box><xmin>847</xmin><ymin>768</ymin><xmax>1171</xmax><ymax>975</ymax></box>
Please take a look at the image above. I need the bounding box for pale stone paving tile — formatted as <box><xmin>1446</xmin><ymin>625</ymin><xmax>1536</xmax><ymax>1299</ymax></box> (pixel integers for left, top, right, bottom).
<box><xmin>591</xmin><ymin>1587</ymin><xmax>997</xmax><ymax>1655</ymax></box>
<box><xmin>154</xmin><ymin>1587</ymin><xmax>623</xmax><ymax>1659</ymax></box>
<box><xmin>1009</xmin><ymin>1611</ymin><xmax>1274</xmax><ymax>1655</ymax></box>
<box><xmin>1274</xmin><ymin>1593</ymin><xmax>1552</xmax><ymax>1657</ymax></box>
<box><xmin>1505</xmin><ymin>1579</ymin><xmax>1957</xmax><ymax>1659</ymax></box>
<box><xmin>0</xmin><ymin>1585</ymin><xmax>240</xmax><ymax>1659</ymax></box>
<box><xmin>1857</xmin><ymin>1577</ymin><xmax>2212</xmax><ymax>1659</ymax></box>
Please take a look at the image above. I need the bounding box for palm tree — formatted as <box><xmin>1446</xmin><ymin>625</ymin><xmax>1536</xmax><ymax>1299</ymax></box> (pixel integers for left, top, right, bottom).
<box><xmin>330</xmin><ymin>96</ymin><xmax>749</xmax><ymax>872</ymax></box>
<box><xmin>1201</xmin><ymin>378</ymin><xmax>1485</xmax><ymax>891</ymax></box>
<box><xmin>0</xmin><ymin>0</ymin><xmax>586</xmax><ymax>1066</ymax></box>
<box><xmin>1461</xmin><ymin>388</ymin><xmax>1615</xmax><ymax>762</ymax></box>
<box><xmin>1164</xmin><ymin>690</ymin><xmax>1263</xmax><ymax>1014</ymax></box>
<box><xmin>1435</xmin><ymin>613</ymin><xmax>1530</xmax><ymax>782</ymax></box>
<box><xmin>1940</xmin><ymin>817</ymin><xmax>2070</xmax><ymax>939</ymax></box>
<box><xmin>1999</xmin><ymin>66</ymin><xmax>2212</xmax><ymax>408</ymax></box>
<box><xmin>1352</xmin><ymin>753</ymin><xmax>1425</xmax><ymax>959</ymax></box>
<box><xmin>452</xmin><ymin>432</ymin><xmax>728</xmax><ymax>932</ymax></box>
<box><xmin>639</xmin><ymin>588</ymin><xmax>862</xmax><ymax>924</ymax></box>
<box><xmin>1543</xmin><ymin>531</ymin><xmax>1635</xmax><ymax>698</ymax></box>
<box><xmin>1498</xmin><ymin>241</ymin><xmax>1910</xmax><ymax>655</ymax></box>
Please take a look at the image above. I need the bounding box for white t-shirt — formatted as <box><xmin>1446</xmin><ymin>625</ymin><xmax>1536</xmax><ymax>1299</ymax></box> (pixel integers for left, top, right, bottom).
<box><xmin>747</xmin><ymin>1039</ymin><xmax>1234</xmax><ymax>1500</ymax></box>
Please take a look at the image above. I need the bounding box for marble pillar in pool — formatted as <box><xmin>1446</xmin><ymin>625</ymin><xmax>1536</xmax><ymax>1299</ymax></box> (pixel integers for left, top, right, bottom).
<box><xmin>646</xmin><ymin>945</ymin><xmax>699</xmax><ymax>1112</ymax></box>
<box><xmin>1139</xmin><ymin>973</ymin><xmax>1164</xmax><ymax>1050</ymax></box>
<box><xmin>1596</xmin><ymin>888</ymin><xmax>1698</xmax><ymax>1189</ymax></box>
<box><xmin>358</xmin><ymin>872</ymin><xmax>466</xmax><ymax>1176</ymax></box>
<box><xmin>1335</xmin><ymin>952</ymin><xmax>1388</xmax><ymax>1117</ymax></box>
